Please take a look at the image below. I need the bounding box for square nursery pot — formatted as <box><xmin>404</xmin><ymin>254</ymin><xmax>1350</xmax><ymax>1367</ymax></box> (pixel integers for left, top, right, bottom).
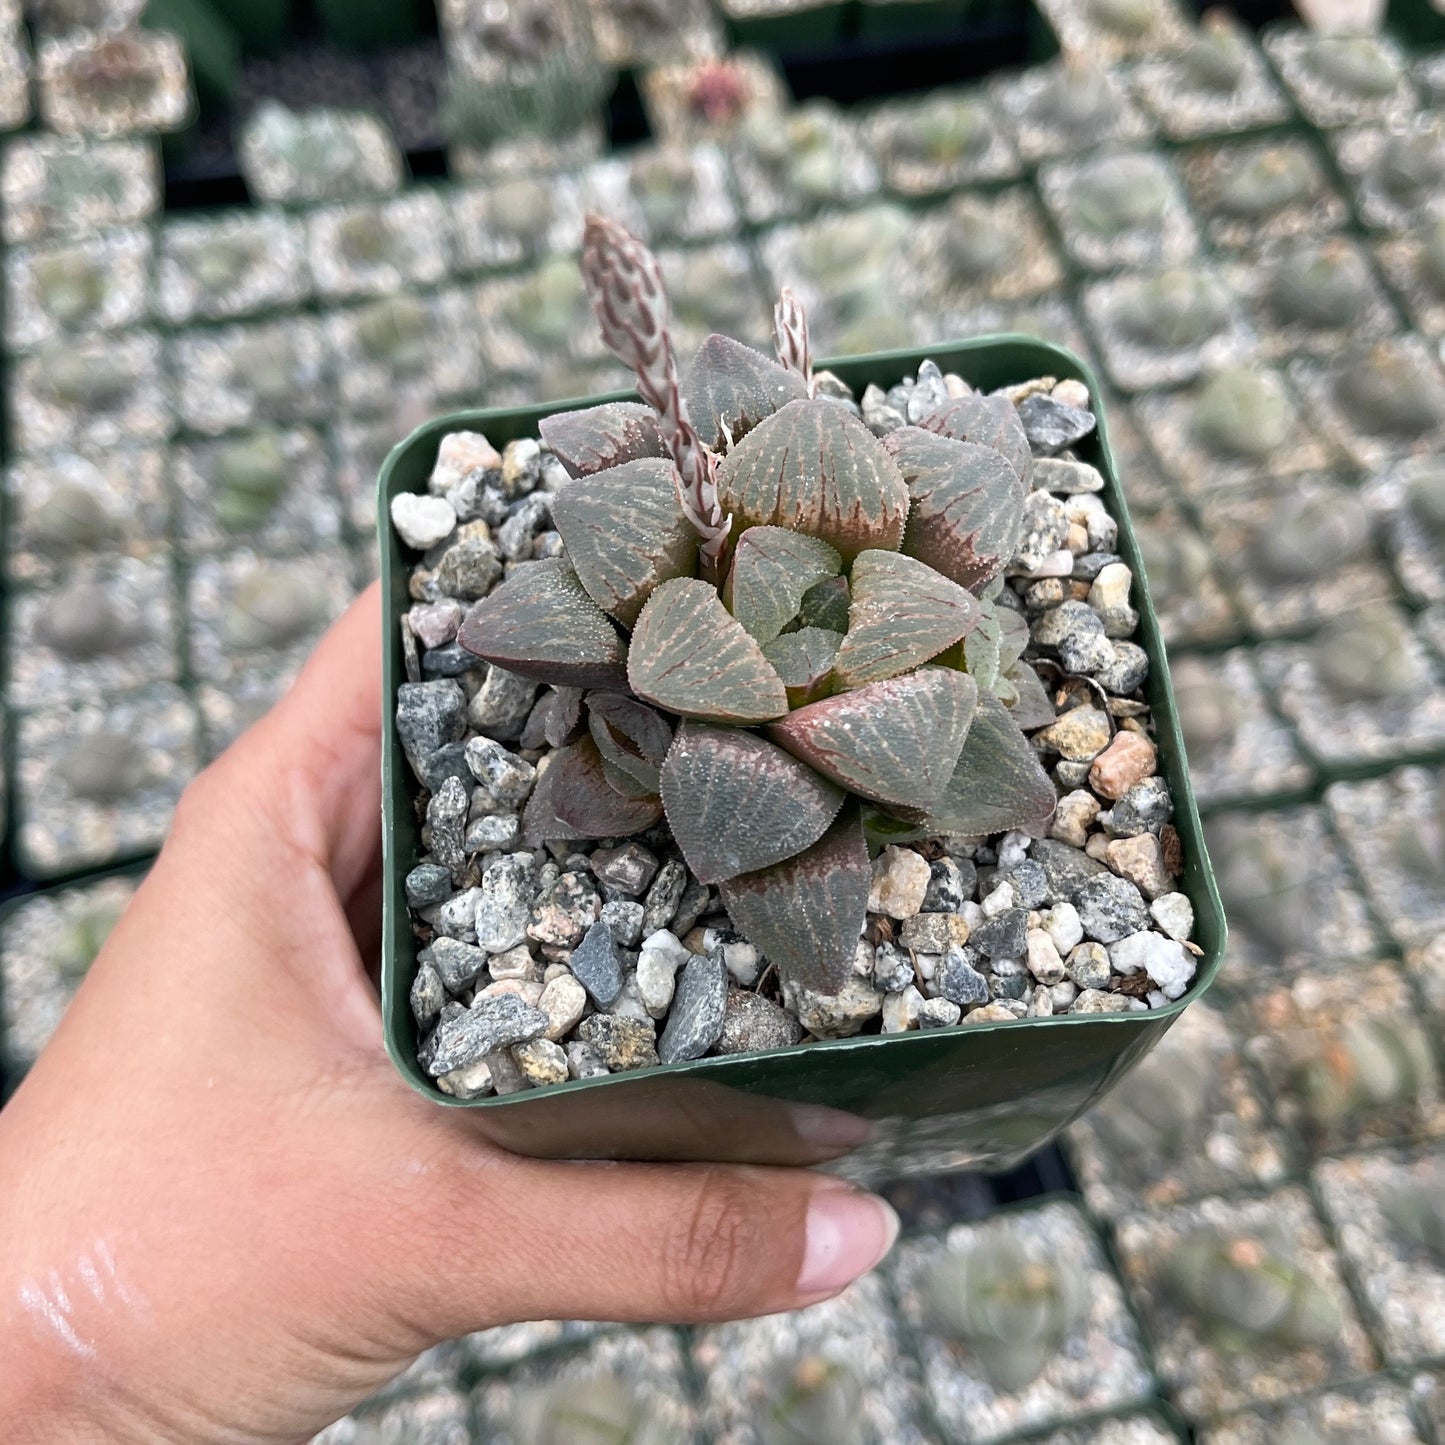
<box><xmin>377</xmin><ymin>337</ymin><xmax>1226</xmax><ymax>1184</ymax></box>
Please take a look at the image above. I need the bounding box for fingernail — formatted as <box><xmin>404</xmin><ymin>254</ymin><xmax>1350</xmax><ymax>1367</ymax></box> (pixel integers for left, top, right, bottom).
<box><xmin>787</xmin><ymin>1102</ymin><xmax>874</xmax><ymax>1152</ymax></box>
<box><xmin>797</xmin><ymin>1186</ymin><xmax>900</xmax><ymax>1298</ymax></box>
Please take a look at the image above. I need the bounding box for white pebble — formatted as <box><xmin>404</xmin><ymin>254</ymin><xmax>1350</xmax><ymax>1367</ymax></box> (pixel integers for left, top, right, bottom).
<box><xmin>981</xmin><ymin>880</ymin><xmax>1017</xmax><ymax>918</ymax></box>
<box><xmin>538</xmin><ymin>973</ymin><xmax>586</xmax><ymax>1041</ymax></box>
<box><xmin>1025</xmin><ymin>929</ymin><xmax>1066</xmax><ymax>985</ymax></box>
<box><xmin>1150</xmin><ymin>891</ymin><xmax>1195</xmax><ymax>942</ymax></box>
<box><xmin>722</xmin><ymin>939</ymin><xmax>762</xmax><ymax>987</ymax></box>
<box><xmin>1040</xmin><ymin>902</ymin><xmax>1084</xmax><ymax>956</ymax></box>
<box><xmin>1107</xmin><ymin>931</ymin><xmax>1197</xmax><ymax>1000</ymax></box>
<box><xmin>428</xmin><ymin>430</ymin><xmax>500</xmax><ymax>494</ymax></box>
<box><xmin>882</xmin><ymin>985</ymin><xmax>924</xmax><ymax>1032</ymax></box>
<box><xmin>960</xmin><ymin>900</ymin><xmax>985</xmax><ymax>930</ymax></box>
<box><xmin>1052</xmin><ymin>378</ymin><xmax>1090</xmax><ymax>409</ymax></box>
<box><xmin>391</xmin><ymin>492</ymin><xmax>457</xmax><ymax>550</ymax></box>
<box><xmin>636</xmin><ymin>930</ymin><xmax>690</xmax><ymax>1016</ymax></box>
<box><xmin>998</xmin><ymin>831</ymin><xmax>1031</xmax><ymax>869</ymax></box>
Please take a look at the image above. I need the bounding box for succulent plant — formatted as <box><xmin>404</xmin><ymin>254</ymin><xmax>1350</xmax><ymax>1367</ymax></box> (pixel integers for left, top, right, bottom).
<box><xmin>55</xmin><ymin>732</ymin><xmax>154</xmax><ymax>804</ymax></box>
<box><xmin>221</xmin><ymin>563</ymin><xmax>332</xmax><ymax>651</ymax></box>
<box><xmin>1302</xmin><ymin>33</ymin><xmax>1400</xmax><ymax>98</ymax></box>
<box><xmin>1117</xmin><ymin>271</ymin><xmax>1229</xmax><ymax>350</ymax></box>
<box><xmin>507</xmin><ymin>1374</ymin><xmax>671</xmax><ymax>1445</ymax></box>
<box><xmin>1382</xmin><ymin>1181</ymin><xmax>1445</xmax><ymax>1263</ymax></box>
<box><xmin>1162</xmin><ymin>1227</ymin><xmax>1342</xmax><ymax>1351</ymax></box>
<box><xmin>919</xmin><ymin>1237</ymin><xmax>1085</xmax><ymax>1391</ymax></box>
<box><xmin>242</xmin><ymin>103</ymin><xmax>395</xmax><ymax>201</ymax></box>
<box><xmin>1213</xmin><ymin>147</ymin><xmax>1318</xmax><ymax>220</ymax></box>
<box><xmin>890</xmin><ymin>94</ymin><xmax>990</xmax><ymax>166</ymax></box>
<box><xmin>1333</xmin><ymin>343</ymin><xmax>1443</xmax><ymax>439</ymax></box>
<box><xmin>1069</xmin><ymin>155</ymin><xmax>1170</xmax><ymax>238</ymax></box>
<box><xmin>35</xmin><ymin>345</ymin><xmax>133</xmax><ymax>411</ymax></box>
<box><xmin>1405</xmin><ymin>461</ymin><xmax>1445</xmax><ymax>538</ymax></box>
<box><xmin>667</xmin><ymin>253</ymin><xmax>761</xmax><ymax>338</ymax></box>
<box><xmin>34</xmin><ymin>578</ymin><xmax>148</xmax><ymax>660</ymax></box>
<box><xmin>1314</xmin><ymin>602</ymin><xmax>1425</xmax><ymax>704</ymax></box>
<box><xmin>1190</xmin><ymin>367</ymin><xmax>1295</xmax><ymax>460</ymax></box>
<box><xmin>1207</xmin><ymin>815</ymin><xmax>1319</xmax><ymax>954</ymax></box>
<box><xmin>188</xmin><ymin>232</ymin><xmax>265</xmax><ymax>293</ymax></box>
<box><xmin>505</xmin><ymin>255</ymin><xmax>590</xmax><ymax>349</ymax></box>
<box><xmin>212</xmin><ymin>430</ymin><xmax>291</xmax><ymax>532</ymax></box>
<box><xmin>741</xmin><ymin>102</ymin><xmax>847</xmax><ymax>204</ymax></box>
<box><xmin>1293</xmin><ymin>1015</ymin><xmax>1438</xmax><ymax>1129</ymax></box>
<box><xmin>1250</xmin><ymin>482</ymin><xmax>1372</xmax><ymax>584</ymax></box>
<box><xmin>489</xmin><ymin>175</ymin><xmax>558</xmax><ymax>243</ymax></box>
<box><xmin>1420</xmin><ymin>217</ymin><xmax>1445</xmax><ymax>295</ymax></box>
<box><xmin>455</xmin><ymin>216</ymin><xmax>1055</xmax><ymax>997</ymax></box>
<box><xmin>33</xmin><ymin>249</ymin><xmax>107</xmax><ymax>328</ymax></box>
<box><xmin>940</xmin><ymin>195</ymin><xmax>1012</xmax><ymax>284</ymax></box>
<box><xmin>355</xmin><ymin>296</ymin><xmax>431</xmax><ymax>370</ymax></box>
<box><xmin>1267</xmin><ymin>241</ymin><xmax>1372</xmax><ymax>329</ymax></box>
<box><xmin>51</xmin><ymin>896</ymin><xmax>127</xmax><ymax>983</ymax></box>
<box><xmin>65</xmin><ymin>31</ymin><xmax>171</xmax><ymax>110</ymax></box>
<box><xmin>337</xmin><ymin>211</ymin><xmax>397</xmax><ymax>266</ymax></box>
<box><xmin>1088</xmin><ymin>1020</ymin><xmax>1215</xmax><ymax>1161</ymax></box>
<box><xmin>29</xmin><ymin>468</ymin><xmax>123</xmax><ymax>554</ymax></box>
<box><xmin>1031</xmin><ymin>62</ymin><xmax>1119</xmax><ymax>133</ymax></box>
<box><xmin>1172</xmin><ymin>654</ymin><xmax>1240</xmax><ymax>754</ymax></box>
<box><xmin>628</xmin><ymin>150</ymin><xmax>699</xmax><ymax>235</ymax></box>
<box><xmin>759</xmin><ymin>1354</ymin><xmax>866</xmax><ymax>1445</ymax></box>
<box><xmin>1375</xmin><ymin>127</ymin><xmax>1445</xmax><ymax>210</ymax></box>
<box><xmin>683</xmin><ymin>57</ymin><xmax>753</xmax><ymax>127</ymax></box>
<box><xmin>231</xmin><ymin>331</ymin><xmax>308</xmax><ymax>411</ymax></box>
<box><xmin>1181</xmin><ymin>13</ymin><xmax>1251</xmax><ymax>92</ymax></box>
<box><xmin>1134</xmin><ymin>519</ymin><xmax>1214</xmax><ymax>612</ymax></box>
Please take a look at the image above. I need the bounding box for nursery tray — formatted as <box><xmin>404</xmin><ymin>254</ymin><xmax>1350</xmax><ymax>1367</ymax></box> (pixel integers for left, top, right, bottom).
<box><xmin>377</xmin><ymin>336</ymin><xmax>1226</xmax><ymax>1184</ymax></box>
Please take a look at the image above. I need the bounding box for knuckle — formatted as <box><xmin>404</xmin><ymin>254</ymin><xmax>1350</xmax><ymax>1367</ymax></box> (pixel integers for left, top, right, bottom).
<box><xmin>661</xmin><ymin>1170</ymin><xmax>765</xmax><ymax>1320</ymax></box>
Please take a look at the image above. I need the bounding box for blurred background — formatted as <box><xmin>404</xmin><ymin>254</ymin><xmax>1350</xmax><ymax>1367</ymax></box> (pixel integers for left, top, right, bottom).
<box><xmin>1</xmin><ymin>0</ymin><xmax>1444</xmax><ymax>1439</ymax></box>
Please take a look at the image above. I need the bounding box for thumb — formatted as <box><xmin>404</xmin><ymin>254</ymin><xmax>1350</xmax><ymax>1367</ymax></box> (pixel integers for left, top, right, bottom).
<box><xmin>410</xmin><ymin>1147</ymin><xmax>899</xmax><ymax>1337</ymax></box>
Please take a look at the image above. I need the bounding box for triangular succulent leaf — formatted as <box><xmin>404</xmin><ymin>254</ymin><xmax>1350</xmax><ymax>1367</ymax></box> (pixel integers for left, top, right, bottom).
<box><xmin>717</xmin><ymin>398</ymin><xmax>910</xmax><ymax>562</ymax></box>
<box><xmin>917</xmin><ymin>392</ymin><xmax>1033</xmax><ymax>489</ymax></box>
<box><xmin>682</xmin><ymin>334</ymin><xmax>808</xmax><ymax>451</ymax></box>
<box><xmin>964</xmin><ymin>607</ymin><xmax>1004</xmax><ymax>693</ymax></box>
<box><xmin>885</xmin><ymin>427</ymin><xmax>1028</xmax><ymax>592</ymax></box>
<box><xmin>550</xmin><ymin>457</ymin><xmax>699</xmax><ymax>627</ymax></box>
<box><xmin>762</xmin><ymin>627</ymin><xmax>843</xmax><ymax>708</ymax></box>
<box><xmin>719</xmin><ymin>804</ymin><xmax>872</xmax><ymax>996</ymax></box>
<box><xmin>769</xmin><ymin>667</ymin><xmax>978</xmax><ymax>809</ymax></box>
<box><xmin>660</xmin><ymin>721</ymin><xmax>846</xmax><ymax>884</ymax></box>
<box><xmin>725</xmin><ymin>525</ymin><xmax>842</xmax><ymax>645</ymax></box>
<box><xmin>539</xmin><ymin>401</ymin><xmax>666</xmax><ymax>478</ymax></box>
<box><xmin>523</xmin><ymin>735</ymin><xmax>663</xmax><ymax>843</ymax></box>
<box><xmin>628</xmin><ymin>578</ymin><xmax>789</xmax><ymax>723</ymax></box>
<box><xmin>796</xmin><ymin>574</ymin><xmax>851</xmax><ymax>632</ymax></box>
<box><xmin>1002</xmin><ymin>661</ymin><xmax>1056</xmax><ymax>732</ymax></box>
<box><xmin>458</xmin><ymin>559</ymin><xmax>627</xmax><ymax>688</ymax></box>
<box><xmin>832</xmin><ymin>550</ymin><xmax>982</xmax><ymax>688</ymax></box>
<box><xmin>542</xmin><ymin>686</ymin><xmax>586</xmax><ymax>749</ymax></box>
<box><xmin>586</xmin><ymin>691</ymin><xmax>673</xmax><ymax>795</ymax></box>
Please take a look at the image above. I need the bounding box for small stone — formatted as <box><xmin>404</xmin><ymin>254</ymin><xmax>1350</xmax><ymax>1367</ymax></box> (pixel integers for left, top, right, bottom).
<box><xmin>1108</xmin><ymin>931</ymin><xmax>1197</xmax><ymax>1000</ymax></box>
<box><xmin>396</xmin><ymin>679</ymin><xmax>467</xmax><ymax>760</ymax></box>
<box><xmin>1033</xmin><ymin>455</ymin><xmax>1103</xmax><ymax>493</ymax></box>
<box><xmin>1058</xmin><ymin>619</ymin><xmax>1115</xmax><ymax>675</ymax></box>
<box><xmin>577</xmin><ymin>1014</ymin><xmax>659</xmax><ymax>1071</ymax></box>
<box><xmin>391</xmin><ymin>492</ymin><xmax>457</xmax><ymax>550</ymax></box>
<box><xmin>497</xmin><ymin>494</ymin><xmax>550</xmax><ymax>561</ymax></box>
<box><xmin>410</xmin><ymin>961</ymin><xmax>445</xmax><ymax>1026</ymax></box>
<box><xmin>590</xmin><ymin>842</ymin><xmax>660</xmax><ymax>896</ymax></box>
<box><xmin>409</xmin><ymin>600</ymin><xmax>462</xmax><ymax>651</ymax></box>
<box><xmin>1089</xmin><ymin>731</ymin><xmax>1157</xmax><ymax>800</ymax></box>
<box><xmin>852</xmin><ymin>940</ymin><xmax>876</xmax><ymax>977</ymax></box>
<box><xmin>868</xmin><ymin>846</ymin><xmax>931</xmax><ymax>919</ymax></box>
<box><xmin>882</xmin><ymin>984</ymin><xmax>925</xmax><ymax>1032</ymax></box>
<box><xmin>1018</xmin><ymin>393</ymin><xmax>1095</xmax><ymax>453</ymax></box>
<box><xmin>466</xmin><ymin>813</ymin><xmax>521</xmax><ymax>852</ymax></box>
<box><xmin>436</xmin><ymin>1059</ymin><xmax>494</xmax><ymax>1099</ymax></box>
<box><xmin>414</xmin><ymin>742</ymin><xmax>472</xmax><ymax>793</ymax></box>
<box><xmin>501</xmin><ymin>437</ymin><xmax>542</xmax><ymax>497</ymax></box>
<box><xmin>567</xmin><ymin>918</ymin><xmax>626</xmax><ymax>1007</ymax></box>
<box><xmin>919</xmin><ymin>998</ymin><xmax>963</xmax><ymax>1029</ymax></box>
<box><xmin>424</xmin><ymin>993</ymin><xmax>549</xmax><ymax>1076</ymax></box>
<box><xmin>937</xmin><ymin>946</ymin><xmax>991</xmax><ymax>1008</ymax></box>
<box><xmin>862</xmin><ymin>383</ymin><xmax>905</xmax><ymax>433</ymax></box>
<box><xmin>1040</xmin><ymin>901</ymin><xmax>1084</xmax><ymax>956</ymax></box>
<box><xmin>435</xmin><ymin>537</ymin><xmax>503</xmax><ymax>601</ymax></box>
<box><xmin>1088</xmin><ymin>561</ymin><xmax>1132</xmax><ymax>615</ymax></box>
<box><xmin>1097</xmin><ymin>642</ymin><xmax>1149</xmax><ymax>693</ymax></box>
<box><xmin>971</xmin><ymin>907</ymin><xmax>1028</xmax><ymax>960</ymax></box>
<box><xmin>527</xmin><ymin>871</ymin><xmax>601</xmax><ymax>949</ymax></box>
<box><xmin>1105</xmin><ymin>833</ymin><xmax>1173</xmax><ymax>900</ymax></box>
<box><xmin>488</xmin><ymin>945</ymin><xmax>539</xmax><ymax>982</ymax></box>
<box><xmin>478</xmin><ymin>976</ymin><xmax>544</xmax><ymax>1008</ymax></box>
<box><xmin>1050</xmin><ymin>790</ymin><xmax>1102</xmax><ymax>847</ymax></box>
<box><xmin>923</xmin><ymin>856</ymin><xmax>975</xmax><ymax>911</ymax></box>
<box><xmin>1051</xmin><ymin>378</ymin><xmax>1091</xmax><ymax>409</ymax></box>
<box><xmin>783</xmin><ymin>975</ymin><xmax>884</xmax><ymax>1039</ymax></box>
<box><xmin>720</xmin><ymin>935</ymin><xmax>762</xmax><ymax>987</ymax></box>
<box><xmin>1051</xmin><ymin>980</ymin><xmax>1079</xmax><ymax>1010</ymax></box>
<box><xmin>1025</xmin><ymin>929</ymin><xmax>1067</xmax><ymax>985</ymax></box>
<box><xmin>636</xmin><ymin>929</ymin><xmax>690</xmax><ymax>1018</ymax></box>
<box><xmin>464</xmin><ymin>736</ymin><xmax>536</xmax><ymax>805</ymax></box>
<box><xmin>1036</xmin><ymin>704</ymin><xmax>1112</xmax><ymax>761</ymax></box>
<box><xmin>1076</xmin><ymin>872</ymin><xmax>1150</xmax><ymax>942</ymax></box>
<box><xmin>658</xmin><ymin>951</ymin><xmax>728</xmax><ymax>1063</ymax></box>
<box><xmin>715</xmin><ymin>990</ymin><xmax>804</xmax><ymax>1054</ymax></box>
<box><xmin>1066</xmin><ymin>941</ymin><xmax>1113</xmax><ymax>990</ymax></box>
<box><xmin>431</xmin><ymin>937</ymin><xmax>490</xmax><ymax>993</ymax></box>
<box><xmin>405</xmin><ymin>862</ymin><xmax>454</xmax><ymax>908</ymax></box>
<box><xmin>421</xmin><ymin>643</ymin><xmax>483</xmax><ymax>680</ymax></box>
<box><xmin>434</xmin><ymin>887</ymin><xmax>481</xmax><ymax>940</ymax></box>
<box><xmin>1110</xmin><ymin>777</ymin><xmax>1173</xmax><ymax>837</ymax></box>
<box><xmin>429</xmin><ymin>430</ymin><xmax>501</xmax><ymax>494</ymax></box>
<box><xmin>1086</xmin><ymin>833</ymin><xmax>1112</xmax><ymax>862</ymax></box>
<box><xmin>874</xmin><ymin>940</ymin><xmax>916</xmax><ymax>993</ymax></box>
<box><xmin>640</xmin><ymin>860</ymin><xmax>687</xmax><ymax>936</ymax></box>
<box><xmin>511</xmin><ymin>1037</ymin><xmax>568</xmax><ymax>1086</ymax></box>
<box><xmin>981</xmin><ymin>880</ymin><xmax>1017</xmax><ymax>917</ymax></box>
<box><xmin>426</xmin><ymin>776</ymin><xmax>469</xmax><ymax>873</ymax></box>
<box><xmin>1054</xmin><ymin>758</ymin><xmax>1093</xmax><ymax>790</ymax></box>
<box><xmin>1150</xmin><ymin>891</ymin><xmax>1195</xmax><ymax>942</ymax></box>
<box><xmin>474</xmin><ymin>852</ymin><xmax>537</xmax><ymax>953</ymax></box>
<box><xmin>900</xmin><ymin>912</ymin><xmax>972</xmax><ymax>953</ymax></box>
<box><xmin>600</xmin><ymin>899</ymin><xmax>644</xmax><ymax>948</ymax></box>
<box><xmin>1014</xmin><ymin>492</ymin><xmax>1071</xmax><ymax>572</ymax></box>
<box><xmin>671</xmin><ymin>879</ymin><xmax>712</xmax><ymax>939</ymax></box>
<box><xmin>1026</xmin><ymin>985</ymin><xmax>1055</xmax><ymax>1017</ymax></box>
<box><xmin>466</xmin><ymin>666</ymin><xmax>538</xmax><ymax>743</ymax></box>
<box><xmin>1031</xmin><ymin>838</ymin><xmax>1108</xmax><ymax>901</ymax></box>
<box><xmin>965</xmin><ymin>1002</ymin><xmax>1022</xmax><ymax>1024</ymax></box>
<box><xmin>1072</xmin><ymin>987</ymin><xmax>1131</xmax><ymax>1014</ymax></box>
<box><xmin>1007</xmin><ymin>859</ymin><xmax>1048</xmax><ymax>910</ymax></box>
<box><xmin>566</xmin><ymin>1041</ymin><xmax>609</xmax><ymax>1079</ymax></box>
<box><xmin>538</xmin><ymin>973</ymin><xmax>587</xmax><ymax>1041</ymax></box>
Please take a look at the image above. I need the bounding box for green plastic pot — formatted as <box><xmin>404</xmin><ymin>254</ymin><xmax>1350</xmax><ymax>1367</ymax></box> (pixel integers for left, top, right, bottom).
<box><xmin>722</xmin><ymin>0</ymin><xmax>850</xmax><ymax>51</ymax></box>
<box><xmin>854</xmin><ymin>0</ymin><xmax>981</xmax><ymax>41</ymax></box>
<box><xmin>377</xmin><ymin>337</ymin><xmax>1226</xmax><ymax>1183</ymax></box>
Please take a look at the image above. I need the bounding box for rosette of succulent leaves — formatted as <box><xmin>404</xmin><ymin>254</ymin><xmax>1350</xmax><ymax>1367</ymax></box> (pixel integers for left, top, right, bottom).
<box><xmin>460</xmin><ymin>215</ymin><xmax>1056</xmax><ymax>1000</ymax></box>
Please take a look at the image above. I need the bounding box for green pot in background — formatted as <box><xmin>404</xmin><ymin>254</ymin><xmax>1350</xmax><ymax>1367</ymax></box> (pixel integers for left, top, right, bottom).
<box><xmin>721</xmin><ymin>0</ymin><xmax>851</xmax><ymax>52</ymax></box>
<box><xmin>376</xmin><ymin>337</ymin><xmax>1226</xmax><ymax>1186</ymax></box>
<box><xmin>206</xmin><ymin>0</ymin><xmax>293</xmax><ymax>57</ymax></box>
<box><xmin>143</xmin><ymin>0</ymin><xmax>241</xmax><ymax>108</ymax></box>
<box><xmin>314</xmin><ymin>0</ymin><xmax>421</xmax><ymax>53</ymax></box>
<box><xmin>854</xmin><ymin>0</ymin><xmax>982</xmax><ymax>42</ymax></box>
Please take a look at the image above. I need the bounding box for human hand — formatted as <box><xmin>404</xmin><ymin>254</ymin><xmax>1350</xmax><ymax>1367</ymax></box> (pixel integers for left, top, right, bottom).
<box><xmin>0</xmin><ymin>583</ymin><xmax>899</xmax><ymax>1445</ymax></box>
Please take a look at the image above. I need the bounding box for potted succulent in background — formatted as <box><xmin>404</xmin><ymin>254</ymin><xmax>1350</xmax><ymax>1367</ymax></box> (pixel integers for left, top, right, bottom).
<box><xmin>379</xmin><ymin>216</ymin><xmax>1223</xmax><ymax>1178</ymax></box>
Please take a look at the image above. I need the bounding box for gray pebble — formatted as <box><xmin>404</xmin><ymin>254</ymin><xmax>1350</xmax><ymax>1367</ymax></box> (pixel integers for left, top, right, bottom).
<box><xmin>424</xmin><ymin>993</ymin><xmax>549</xmax><ymax>1076</ymax></box>
<box><xmin>1058</xmin><ymin>620</ymin><xmax>1115</xmax><ymax>676</ymax></box>
<box><xmin>1073</xmin><ymin>551</ymin><xmax>1123</xmax><ymax>581</ymax></box>
<box><xmin>405</xmin><ymin>862</ymin><xmax>453</xmax><ymax>908</ymax></box>
<box><xmin>426</xmin><ymin>776</ymin><xmax>469</xmax><ymax>873</ymax></box>
<box><xmin>1032</xmin><ymin>456</ymin><xmax>1104</xmax><ymax>493</ymax></box>
<box><xmin>1054</xmin><ymin>758</ymin><xmax>1093</xmax><ymax>790</ymax></box>
<box><xmin>497</xmin><ymin>493</ymin><xmax>550</xmax><ymax>560</ymax></box>
<box><xmin>416</xmin><ymin>1001</ymin><xmax>466</xmax><ymax>1073</ymax></box>
<box><xmin>1110</xmin><ymin>776</ymin><xmax>1173</xmax><ymax>836</ymax></box>
<box><xmin>396</xmin><ymin>679</ymin><xmax>466</xmax><ymax>760</ymax></box>
<box><xmin>1014</xmin><ymin>492</ymin><xmax>1071</xmax><ymax>572</ymax></box>
<box><xmin>715</xmin><ymin>989</ymin><xmax>804</xmax><ymax>1055</ymax></box>
<box><xmin>918</xmin><ymin>997</ymin><xmax>963</xmax><ymax>1029</ymax></box>
<box><xmin>566</xmin><ymin>1040</ymin><xmax>610</xmax><ymax>1079</ymax></box>
<box><xmin>466</xmin><ymin>813</ymin><xmax>521</xmax><ymax>851</ymax></box>
<box><xmin>990</xmin><ymin>972</ymin><xmax>1030</xmax><ymax>1001</ymax></box>
<box><xmin>1030</xmin><ymin>839</ymin><xmax>1108</xmax><ymax>902</ymax></box>
<box><xmin>874</xmin><ymin>940</ymin><xmax>916</xmax><ymax>993</ymax></box>
<box><xmin>640</xmin><ymin>859</ymin><xmax>687</xmax><ymax>936</ymax></box>
<box><xmin>1075</xmin><ymin>873</ymin><xmax>1149</xmax><ymax>943</ymax></box>
<box><xmin>569</xmin><ymin>918</ymin><xmax>626</xmax><ymax>1008</ymax></box>
<box><xmin>937</xmin><ymin>945</ymin><xmax>991</xmax><ymax>1008</ymax></box>
<box><xmin>410</xmin><ymin>959</ymin><xmax>445</xmax><ymax>1026</ymax></box>
<box><xmin>421</xmin><ymin>643</ymin><xmax>484</xmax><ymax>679</ymax></box>
<box><xmin>601</xmin><ymin>898</ymin><xmax>645</xmax><ymax>947</ymax></box>
<box><xmin>1018</xmin><ymin>393</ymin><xmax>1096</xmax><ymax>453</ymax></box>
<box><xmin>923</xmin><ymin>856</ymin><xmax>974</xmax><ymax>912</ymax></box>
<box><xmin>658</xmin><ymin>950</ymin><xmax>728</xmax><ymax>1063</ymax></box>
<box><xmin>971</xmin><ymin>907</ymin><xmax>1028</xmax><ymax>960</ymax></box>
<box><xmin>435</xmin><ymin>537</ymin><xmax>502</xmax><ymax>600</ymax></box>
<box><xmin>1096</xmin><ymin>641</ymin><xmax>1149</xmax><ymax>694</ymax></box>
<box><xmin>671</xmin><ymin>878</ymin><xmax>712</xmax><ymax>939</ymax></box>
<box><xmin>1071</xmin><ymin>987</ymin><xmax>1131</xmax><ymax>1014</ymax></box>
<box><xmin>528</xmin><ymin>871</ymin><xmax>601</xmax><ymax>948</ymax></box>
<box><xmin>577</xmin><ymin>1013</ymin><xmax>659</xmax><ymax>1071</ymax></box>
<box><xmin>466</xmin><ymin>666</ymin><xmax>538</xmax><ymax>743</ymax></box>
<box><xmin>1005</xmin><ymin>858</ymin><xmax>1048</xmax><ymax>910</ymax></box>
<box><xmin>413</xmin><ymin>741</ymin><xmax>471</xmax><ymax>792</ymax></box>
<box><xmin>464</xmin><ymin>736</ymin><xmax>536</xmax><ymax>805</ymax></box>
<box><xmin>474</xmin><ymin>852</ymin><xmax>537</xmax><ymax>953</ymax></box>
<box><xmin>434</xmin><ymin>886</ymin><xmax>481</xmax><ymax>939</ymax></box>
<box><xmin>430</xmin><ymin>936</ymin><xmax>490</xmax><ymax>992</ymax></box>
<box><xmin>590</xmin><ymin>841</ymin><xmax>660</xmax><ymax>896</ymax></box>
